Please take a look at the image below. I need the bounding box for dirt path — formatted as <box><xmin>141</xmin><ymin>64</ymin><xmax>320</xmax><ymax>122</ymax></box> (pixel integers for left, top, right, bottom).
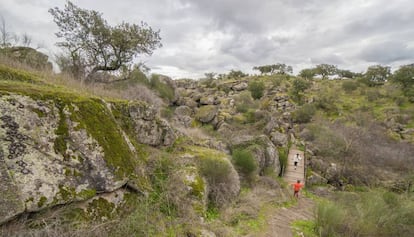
<box><xmin>258</xmin><ymin>148</ymin><xmax>314</xmax><ymax>237</ymax></box>
<box><xmin>260</xmin><ymin>198</ymin><xmax>315</xmax><ymax>237</ymax></box>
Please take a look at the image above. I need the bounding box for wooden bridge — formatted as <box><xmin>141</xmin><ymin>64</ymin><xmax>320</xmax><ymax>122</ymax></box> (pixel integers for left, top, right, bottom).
<box><xmin>283</xmin><ymin>147</ymin><xmax>306</xmax><ymax>186</ymax></box>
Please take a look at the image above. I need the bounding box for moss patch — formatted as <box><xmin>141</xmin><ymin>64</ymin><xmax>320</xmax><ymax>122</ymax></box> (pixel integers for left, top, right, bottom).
<box><xmin>70</xmin><ymin>99</ymin><xmax>136</xmax><ymax>178</ymax></box>
<box><xmin>54</xmin><ymin>104</ymin><xmax>69</xmax><ymax>157</ymax></box>
<box><xmin>37</xmin><ymin>196</ymin><xmax>47</xmax><ymax>208</ymax></box>
<box><xmin>86</xmin><ymin>197</ymin><xmax>116</xmax><ymax>221</ymax></box>
<box><xmin>0</xmin><ymin>64</ymin><xmax>45</xmax><ymax>84</ymax></box>
<box><xmin>189</xmin><ymin>174</ymin><xmax>205</xmax><ymax>199</ymax></box>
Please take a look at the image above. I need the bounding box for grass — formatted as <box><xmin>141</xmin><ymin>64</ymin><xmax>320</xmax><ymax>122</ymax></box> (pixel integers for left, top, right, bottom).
<box><xmin>314</xmin><ymin>189</ymin><xmax>414</xmax><ymax>237</ymax></box>
<box><xmin>292</xmin><ymin>220</ymin><xmax>317</xmax><ymax>237</ymax></box>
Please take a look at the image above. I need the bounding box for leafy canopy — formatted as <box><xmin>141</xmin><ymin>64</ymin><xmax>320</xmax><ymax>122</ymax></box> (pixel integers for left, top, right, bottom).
<box><xmin>49</xmin><ymin>1</ymin><xmax>162</xmax><ymax>79</ymax></box>
<box><xmin>392</xmin><ymin>64</ymin><xmax>414</xmax><ymax>101</ymax></box>
<box><xmin>253</xmin><ymin>63</ymin><xmax>293</xmax><ymax>75</ymax></box>
<box><xmin>364</xmin><ymin>65</ymin><xmax>391</xmax><ymax>86</ymax></box>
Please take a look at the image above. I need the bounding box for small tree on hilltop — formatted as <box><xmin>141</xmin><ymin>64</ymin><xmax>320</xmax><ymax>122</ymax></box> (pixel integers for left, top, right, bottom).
<box><xmin>315</xmin><ymin>64</ymin><xmax>338</xmax><ymax>79</ymax></box>
<box><xmin>248</xmin><ymin>80</ymin><xmax>265</xmax><ymax>99</ymax></box>
<box><xmin>391</xmin><ymin>64</ymin><xmax>414</xmax><ymax>102</ymax></box>
<box><xmin>228</xmin><ymin>69</ymin><xmax>247</xmax><ymax>79</ymax></box>
<box><xmin>49</xmin><ymin>1</ymin><xmax>161</xmax><ymax>81</ymax></box>
<box><xmin>363</xmin><ymin>65</ymin><xmax>391</xmax><ymax>86</ymax></box>
<box><xmin>291</xmin><ymin>77</ymin><xmax>311</xmax><ymax>103</ymax></box>
<box><xmin>299</xmin><ymin>68</ymin><xmax>317</xmax><ymax>80</ymax></box>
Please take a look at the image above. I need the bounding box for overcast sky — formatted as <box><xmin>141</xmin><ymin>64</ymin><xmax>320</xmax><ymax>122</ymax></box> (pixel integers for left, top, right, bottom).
<box><xmin>1</xmin><ymin>0</ymin><xmax>414</xmax><ymax>79</ymax></box>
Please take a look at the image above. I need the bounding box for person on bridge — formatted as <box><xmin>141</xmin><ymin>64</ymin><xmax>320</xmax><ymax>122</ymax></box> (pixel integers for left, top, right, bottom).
<box><xmin>293</xmin><ymin>153</ymin><xmax>302</xmax><ymax>170</ymax></box>
<box><xmin>292</xmin><ymin>180</ymin><xmax>304</xmax><ymax>198</ymax></box>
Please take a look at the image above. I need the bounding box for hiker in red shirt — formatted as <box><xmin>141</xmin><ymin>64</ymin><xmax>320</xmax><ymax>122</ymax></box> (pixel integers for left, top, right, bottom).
<box><xmin>292</xmin><ymin>180</ymin><xmax>304</xmax><ymax>198</ymax></box>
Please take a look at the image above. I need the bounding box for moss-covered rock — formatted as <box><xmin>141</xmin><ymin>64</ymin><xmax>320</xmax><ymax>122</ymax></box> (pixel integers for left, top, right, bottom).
<box><xmin>112</xmin><ymin>101</ymin><xmax>176</xmax><ymax>146</ymax></box>
<box><xmin>0</xmin><ymin>93</ymin><xmax>141</xmax><ymax>223</ymax></box>
<box><xmin>195</xmin><ymin>105</ymin><xmax>218</xmax><ymax>123</ymax></box>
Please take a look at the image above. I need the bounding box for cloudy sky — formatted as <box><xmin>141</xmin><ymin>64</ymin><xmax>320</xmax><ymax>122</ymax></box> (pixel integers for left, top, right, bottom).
<box><xmin>1</xmin><ymin>0</ymin><xmax>414</xmax><ymax>78</ymax></box>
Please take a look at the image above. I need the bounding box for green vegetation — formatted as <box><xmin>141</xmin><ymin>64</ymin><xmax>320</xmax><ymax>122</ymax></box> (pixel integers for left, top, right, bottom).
<box><xmin>292</xmin><ymin>220</ymin><xmax>317</xmax><ymax>237</ymax></box>
<box><xmin>54</xmin><ymin>103</ymin><xmax>70</xmax><ymax>157</ymax></box>
<box><xmin>278</xmin><ymin>147</ymin><xmax>289</xmax><ymax>175</ymax></box>
<box><xmin>292</xmin><ymin>103</ymin><xmax>316</xmax><ymax>123</ymax></box>
<box><xmin>150</xmin><ymin>74</ymin><xmax>175</xmax><ymax>101</ymax></box>
<box><xmin>0</xmin><ymin>64</ymin><xmax>44</xmax><ymax>84</ymax></box>
<box><xmin>290</xmin><ymin>77</ymin><xmax>311</xmax><ymax>103</ymax></box>
<box><xmin>232</xmin><ymin>148</ymin><xmax>257</xmax><ymax>178</ymax></box>
<box><xmin>315</xmin><ymin>190</ymin><xmax>414</xmax><ymax>237</ymax></box>
<box><xmin>1</xmin><ymin>40</ymin><xmax>414</xmax><ymax>237</ymax></box>
<box><xmin>248</xmin><ymin>80</ymin><xmax>265</xmax><ymax>99</ymax></box>
<box><xmin>234</xmin><ymin>91</ymin><xmax>258</xmax><ymax>113</ymax></box>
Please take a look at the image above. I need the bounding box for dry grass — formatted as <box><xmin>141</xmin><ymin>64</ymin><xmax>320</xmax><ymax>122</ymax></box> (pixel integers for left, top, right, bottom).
<box><xmin>0</xmin><ymin>55</ymin><xmax>165</xmax><ymax>108</ymax></box>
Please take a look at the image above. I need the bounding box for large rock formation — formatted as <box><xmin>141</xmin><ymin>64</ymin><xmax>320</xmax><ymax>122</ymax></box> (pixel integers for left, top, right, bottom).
<box><xmin>0</xmin><ymin>94</ymin><xmax>176</xmax><ymax>224</ymax></box>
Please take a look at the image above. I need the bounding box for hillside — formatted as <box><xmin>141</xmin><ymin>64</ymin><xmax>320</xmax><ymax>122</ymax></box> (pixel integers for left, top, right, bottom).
<box><xmin>0</xmin><ymin>54</ymin><xmax>413</xmax><ymax>236</ymax></box>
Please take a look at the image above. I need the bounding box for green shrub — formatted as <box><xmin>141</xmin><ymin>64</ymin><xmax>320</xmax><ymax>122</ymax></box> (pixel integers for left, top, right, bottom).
<box><xmin>150</xmin><ymin>74</ymin><xmax>175</xmax><ymax>101</ymax></box>
<box><xmin>342</xmin><ymin>80</ymin><xmax>358</xmax><ymax>93</ymax></box>
<box><xmin>314</xmin><ymin>91</ymin><xmax>338</xmax><ymax>114</ymax></box>
<box><xmin>271</xmin><ymin>77</ymin><xmax>282</xmax><ymax>87</ymax></box>
<box><xmin>292</xmin><ymin>104</ymin><xmax>316</xmax><ymax>123</ymax></box>
<box><xmin>200</xmin><ymin>156</ymin><xmax>232</xmax><ymax>185</ymax></box>
<box><xmin>198</xmin><ymin>154</ymin><xmax>239</xmax><ymax>207</ymax></box>
<box><xmin>232</xmin><ymin>148</ymin><xmax>257</xmax><ymax>177</ymax></box>
<box><xmin>315</xmin><ymin>190</ymin><xmax>414</xmax><ymax>237</ymax></box>
<box><xmin>290</xmin><ymin>77</ymin><xmax>311</xmax><ymax>103</ymax></box>
<box><xmin>243</xmin><ymin>109</ymin><xmax>258</xmax><ymax>124</ymax></box>
<box><xmin>234</xmin><ymin>91</ymin><xmax>258</xmax><ymax>113</ymax></box>
<box><xmin>277</xmin><ymin>147</ymin><xmax>288</xmax><ymax>176</ymax></box>
<box><xmin>248</xmin><ymin>80</ymin><xmax>265</xmax><ymax>99</ymax></box>
<box><xmin>366</xmin><ymin>89</ymin><xmax>382</xmax><ymax>102</ymax></box>
<box><xmin>129</xmin><ymin>67</ymin><xmax>150</xmax><ymax>85</ymax></box>
<box><xmin>315</xmin><ymin>200</ymin><xmax>346</xmax><ymax>237</ymax></box>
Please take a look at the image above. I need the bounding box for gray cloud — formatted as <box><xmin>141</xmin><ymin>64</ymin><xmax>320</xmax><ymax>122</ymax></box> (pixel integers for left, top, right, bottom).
<box><xmin>1</xmin><ymin>0</ymin><xmax>414</xmax><ymax>78</ymax></box>
<box><xmin>358</xmin><ymin>40</ymin><xmax>414</xmax><ymax>63</ymax></box>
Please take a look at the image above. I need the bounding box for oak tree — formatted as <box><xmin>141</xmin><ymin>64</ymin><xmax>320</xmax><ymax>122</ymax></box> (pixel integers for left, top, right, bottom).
<box><xmin>49</xmin><ymin>1</ymin><xmax>162</xmax><ymax>80</ymax></box>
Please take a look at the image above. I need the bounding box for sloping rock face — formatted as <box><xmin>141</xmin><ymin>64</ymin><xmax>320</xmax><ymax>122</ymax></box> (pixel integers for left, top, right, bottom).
<box><xmin>0</xmin><ymin>94</ymin><xmax>176</xmax><ymax>224</ymax></box>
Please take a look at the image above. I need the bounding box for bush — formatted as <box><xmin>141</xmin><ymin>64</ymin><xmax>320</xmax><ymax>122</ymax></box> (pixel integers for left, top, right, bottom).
<box><xmin>290</xmin><ymin>77</ymin><xmax>311</xmax><ymax>103</ymax></box>
<box><xmin>292</xmin><ymin>104</ymin><xmax>316</xmax><ymax>123</ymax></box>
<box><xmin>150</xmin><ymin>74</ymin><xmax>175</xmax><ymax>101</ymax></box>
<box><xmin>200</xmin><ymin>156</ymin><xmax>232</xmax><ymax>186</ymax></box>
<box><xmin>315</xmin><ymin>190</ymin><xmax>414</xmax><ymax>237</ymax></box>
<box><xmin>232</xmin><ymin>148</ymin><xmax>257</xmax><ymax>178</ymax></box>
<box><xmin>129</xmin><ymin>67</ymin><xmax>150</xmax><ymax>85</ymax></box>
<box><xmin>314</xmin><ymin>91</ymin><xmax>338</xmax><ymax>114</ymax></box>
<box><xmin>234</xmin><ymin>91</ymin><xmax>258</xmax><ymax>113</ymax></box>
<box><xmin>366</xmin><ymin>89</ymin><xmax>382</xmax><ymax>102</ymax></box>
<box><xmin>315</xmin><ymin>200</ymin><xmax>346</xmax><ymax>237</ymax></box>
<box><xmin>342</xmin><ymin>80</ymin><xmax>358</xmax><ymax>93</ymax></box>
<box><xmin>198</xmin><ymin>153</ymin><xmax>239</xmax><ymax>207</ymax></box>
<box><xmin>277</xmin><ymin>147</ymin><xmax>288</xmax><ymax>176</ymax></box>
<box><xmin>248</xmin><ymin>80</ymin><xmax>265</xmax><ymax>99</ymax></box>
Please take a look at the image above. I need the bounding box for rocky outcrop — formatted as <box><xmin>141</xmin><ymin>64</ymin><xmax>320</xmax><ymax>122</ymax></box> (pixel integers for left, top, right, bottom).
<box><xmin>0</xmin><ymin>94</ymin><xmax>176</xmax><ymax>224</ymax></box>
<box><xmin>195</xmin><ymin>105</ymin><xmax>218</xmax><ymax>123</ymax></box>
<box><xmin>231</xmin><ymin>135</ymin><xmax>281</xmax><ymax>176</ymax></box>
<box><xmin>173</xmin><ymin>105</ymin><xmax>194</xmax><ymax>127</ymax></box>
<box><xmin>231</xmin><ymin>82</ymin><xmax>248</xmax><ymax>91</ymax></box>
<box><xmin>0</xmin><ymin>47</ymin><xmax>53</xmax><ymax>70</ymax></box>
